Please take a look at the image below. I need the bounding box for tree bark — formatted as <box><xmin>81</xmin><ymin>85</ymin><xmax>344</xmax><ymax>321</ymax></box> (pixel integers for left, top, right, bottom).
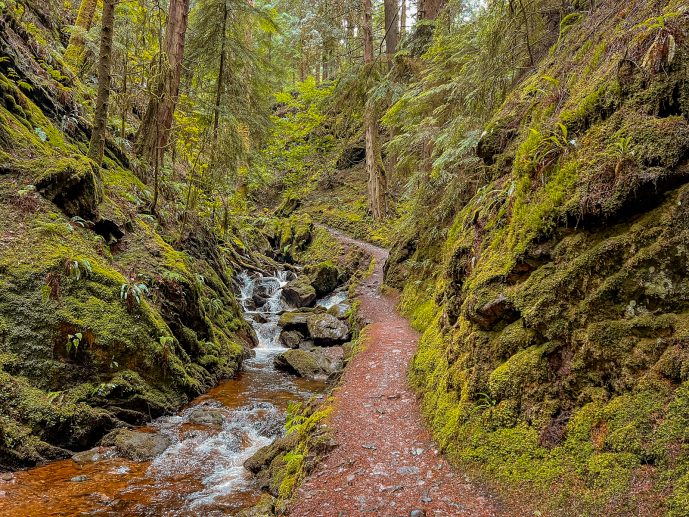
<box><xmin>418</xmin><ymin>0</ymin><xmax>445</xmax><ymax>20</ymax></box>
<box><xmin>87</xmin><ymin>0</ymin><xmax>117</xmax><ymax>168</ymax></box>
<box><xmin>384</xmin><ymin>0</ymin><xmax>400</xmax><ymax>69</ymax></box>
<box><xmin>400</xmin><ymin>0</ymin><xmax>406</xmax><ymax>37</ymax></box>
<box><xmin>363</xmin><ymin>0</ymin><xmax>386</xmax><ymax>219</ymax></box>
<box><xmin>64</xmin><ymin>0</ymin><xmax>99</xmax><ymax>68</ymax></box>
<box><xmin>212</xmin><ymin>1</ymin><xmax>229</xmax><ymax>140</ymax></box>
<box><xmin>135</xmin><ymin>0</ymin><xmax>190</xmax><ymax>166</ymax></box>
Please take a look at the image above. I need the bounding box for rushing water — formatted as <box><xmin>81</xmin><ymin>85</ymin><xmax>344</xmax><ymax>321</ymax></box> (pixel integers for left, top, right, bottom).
<box><xmin>0</xmin><ymin>270</ymin><xmax>327</xmax><ymax>516</ymax></box>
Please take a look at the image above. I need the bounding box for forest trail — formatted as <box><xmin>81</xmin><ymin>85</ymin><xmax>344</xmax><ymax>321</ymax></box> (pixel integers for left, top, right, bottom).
<box><xmin>291</xmin><ymin>228</ymin><xmax>499</xmax><ymax>517</ymax></box>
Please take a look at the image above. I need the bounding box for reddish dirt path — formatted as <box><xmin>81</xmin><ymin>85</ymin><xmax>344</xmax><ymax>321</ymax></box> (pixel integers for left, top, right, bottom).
<box><xmin>291</xmin><ymin>229</ymin><xmax>499</xmax><ymax>517</ymax></box>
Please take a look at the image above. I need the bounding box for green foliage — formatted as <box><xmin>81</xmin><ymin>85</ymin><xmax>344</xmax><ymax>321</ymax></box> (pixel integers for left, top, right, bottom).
<box><xmin>64</xmin><ymin>258</ymin><xmax>92</xmax><ymax>281</ymax></box>
<box><xmin>273</xmin><ymin>399</ymin><xmax>333</xmax><ymax>505</ymax></box>
<box><xmin>33</xmin><ymin>127</ymin><xmax>46</xmax><ymax>141</ymax></box>
<box><xmin>65</xmin><ymin>332</ymin><xmax>83</xmax><ymax>354</ymax></box>
<box><xmin>120</xmin><ymin>281</ymin><xmax>149</xmax><ymax>311</ymax></box>
<box><xmin>255</xmin><ymin>78</ymin><xmax>336</xmax><ymax>198</ymax></box>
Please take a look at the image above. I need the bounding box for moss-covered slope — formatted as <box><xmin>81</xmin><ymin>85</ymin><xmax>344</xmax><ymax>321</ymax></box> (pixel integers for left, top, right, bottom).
<box><xmin>388</xmin><ymin>1</ymin><xmax>689</xmax><ymax>513</ymax></box>
<box><xmin>0</xmin><ymin>0</ymin><xmax>256</xmax><ymax>469</ymax></box>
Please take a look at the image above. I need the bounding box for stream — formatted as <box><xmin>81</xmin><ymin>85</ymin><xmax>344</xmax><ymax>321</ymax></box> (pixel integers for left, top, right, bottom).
<box><xmin>0</xmin><ymin>270</ymin><xmax>334</xmax><ymax>516</ymax></box>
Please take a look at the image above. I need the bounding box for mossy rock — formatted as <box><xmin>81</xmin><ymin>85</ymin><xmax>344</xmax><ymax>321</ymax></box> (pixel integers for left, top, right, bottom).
<box><xmin>272</xmin><ymin>349</ymin><xmax>330</xmax><ymax>379</ymax></box>
<box><xmin>304</xmin><ymin>261</ymin><xmax>340</xmax><ymax>296</ymax></box>
<box><xmin>34</xmin><ymin>155</ymin><xmax>103</xmax><ymax>218</ymax></box>
<box><xmin>281</xmin><ymin>277</ymin><xmax>317</xmax><ymax>308</ymax></box>
<box><xmin>100</xmin><ymin>428</ymin><xmax>172</xmax><ymax>462</ymax></box>
<box><xmin>306</xmin><ymin>313</ymin><xmax>351</xmax><ymax>345</ymax></box>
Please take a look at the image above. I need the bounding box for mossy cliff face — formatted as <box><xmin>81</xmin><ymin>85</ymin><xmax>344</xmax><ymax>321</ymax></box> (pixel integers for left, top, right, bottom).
<box><xmin>389</xmin><ymin>1</ymin><xmax>689</xmax><ymax>514</ymax></box>
<box><xmin>0</xmin><ymin>1</ymin><xmax>254</xmax><ymax>469</ymax></box>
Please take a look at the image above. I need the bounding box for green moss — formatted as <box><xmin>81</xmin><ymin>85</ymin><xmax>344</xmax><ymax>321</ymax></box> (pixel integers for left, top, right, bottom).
<box><xmin>271</xmin><ymin>401</ymin><xmax>334</xmax><ymax>511</ymax></box>
<box><xmin>488</xmin><ymin>344</ymin><xmax>548</xmax><ymax>400</ymax></box>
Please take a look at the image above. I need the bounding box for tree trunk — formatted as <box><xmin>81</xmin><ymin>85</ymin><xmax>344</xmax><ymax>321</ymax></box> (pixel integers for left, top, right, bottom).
<box><xmin>322</xmin><ymin>45</ymin><xmax>329</xmax><ymax>81</ymax></box>
<box><xmin>363</xmin><ymin>0</ymin><xmax>386</xmax><ymax>219</ymax></box>
<box><xmin>400</xmin><ymin>0</ymin><xmax>406</xmax><ymax>37</ymax></box>
<box><xmin>87</xmin><ymin>0</ymin><xmax>117</xmax><ymax>168</ymax></box>
<box><xmin>517</xmin><ymin>0</ymin><xmax>535</xmax><ymax>66</ymax></box>
<box><xmin>418</xmin><ymin>0</ymin><xmax>445</xmax><ymax>20</ymax></box>
<box><xmin>384</xmin><ymin>0</ymin><xmax>399</xmax><ymax>69</ymax></box>
<box><xmin>212</xmin><ymin>1</ymin><xmax>229</xmax><ymax>140</ymax></box>
<box><xmin>64</xmin><ymin>0</ymin><xmax>99</xmax><ymax>68</ymax></box>
<box><xmin>120</xmin><ymin>32</ymin><xmax>130</xmax><ymax>140</ymax></box>
<box><xmin>135</xmin><ymin>0</ymin><xmax>190</xmax><ymax>166</ymax></box>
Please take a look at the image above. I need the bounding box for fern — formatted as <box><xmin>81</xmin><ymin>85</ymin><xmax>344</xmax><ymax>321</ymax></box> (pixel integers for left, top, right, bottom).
<box><xmin>65</xmin><ymin>258</ymin><xmax>92</xmax><ymax>281</ymax></box>
<box><xmin>120</xmin><ymin>281</ymin><xmax>149</xmax><ymax>311</ymax></box>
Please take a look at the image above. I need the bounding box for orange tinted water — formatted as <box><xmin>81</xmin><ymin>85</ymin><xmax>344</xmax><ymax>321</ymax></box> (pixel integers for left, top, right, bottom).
<box><xmin>0</xmin><ymin>371</ymin><xmax>325</xmax><ymax>516</ymax></box>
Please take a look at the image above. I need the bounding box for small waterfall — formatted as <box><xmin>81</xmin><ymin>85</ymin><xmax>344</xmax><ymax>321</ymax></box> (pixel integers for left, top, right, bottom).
<box><xmin>239</xmin><ymin>271</ymin><xmax>289</xmax><ymax>360</ymax></box>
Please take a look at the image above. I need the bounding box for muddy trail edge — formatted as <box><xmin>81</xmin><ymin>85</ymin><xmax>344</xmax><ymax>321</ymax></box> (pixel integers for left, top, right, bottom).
<box><xmin>290</xmin><ymin>228</ymin><xmax>500</xmax><ymax>517</ymax></box>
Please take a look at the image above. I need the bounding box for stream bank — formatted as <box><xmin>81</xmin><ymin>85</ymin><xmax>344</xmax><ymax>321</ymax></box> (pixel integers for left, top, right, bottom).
<box><xmin>0</xmin><ymin>226</ymin><xmax>366</xmax><ymax>516</ymax></box>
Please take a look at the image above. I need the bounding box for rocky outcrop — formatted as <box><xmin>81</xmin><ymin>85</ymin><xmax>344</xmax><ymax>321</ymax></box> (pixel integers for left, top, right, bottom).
<box><xmin>100</xmin><ymin>429</ymin><xmax>171</xmax><ymax>462</ymax></box>
<box><xmin>388</xmin><ymin>3</ymin><xmax>689</xmax><ymax>512</ymax></box>
<box><xmin>244</xmin><ymin>431</ymin><xmax>301</xmax><ymax>495</ymax></box>
<box><xmin>304</xmin><ymin>261</ymin><xmax>340</xmax><ymax>296</ymax></box>
<box><xmin>281</xmin><ymin>277</ymin><xmax>317</xmax><ymax>308</ymax></box>
<box><xmin>34</xmin><ymin>156</ymin><xmax>103</xmax><ymax>218</ymax></box>
<box><xmin>306</xmin><ymin>313</ymin><xmax>351</xmax><ymax>345</ymax></box>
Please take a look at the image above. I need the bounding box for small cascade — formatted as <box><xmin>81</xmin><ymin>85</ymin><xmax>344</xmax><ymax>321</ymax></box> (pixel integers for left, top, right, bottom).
<box><xmin>317</xmin><ymin>289</ymin><xmax>347</xmax><ymax>309</ymax></box>
<box><xmin>238</xmin><ymin>270</ymin><xmax>290</xmax><ymax>357</ymax></box>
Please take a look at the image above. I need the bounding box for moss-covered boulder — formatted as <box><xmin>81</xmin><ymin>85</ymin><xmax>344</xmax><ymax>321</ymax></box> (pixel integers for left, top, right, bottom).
<box><xmin>277</xmin><ymin>310</ymin><xmax>313</xmax><ymax>333</ymax></box>
<box><xmin>304</xmin><ymin>261</ymin><xmax>340</xmax><ymax>296</ymax></box>
<box><xmin>34</xmin><ymin>155</ymin><xmax>103</xmax><ymax>218</ymax></box>
<box><xmin>265</xmin><ymin>214</ymin><xmax>314</xmax><ymax>260</ymax></box>
<box><xmin>243</xmin><ymin>431</ymin><xmax>300</xmax><ymax>495</ymax></box>
<box><xmin>281</xmin><ymin>277</ymin><xmax>317</xmax><ymax>307</ymax></box>
<box><xmin>273</xmin><ymin>349</ymin><xmax>330</xmax><ymax>379</ymax></box>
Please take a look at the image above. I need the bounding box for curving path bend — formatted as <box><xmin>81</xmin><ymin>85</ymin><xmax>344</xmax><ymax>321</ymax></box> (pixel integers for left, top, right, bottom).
<box><xmin>290</xmin><ymin>228</ymin><xmax>499</xmax><ymax>517</ymax></box>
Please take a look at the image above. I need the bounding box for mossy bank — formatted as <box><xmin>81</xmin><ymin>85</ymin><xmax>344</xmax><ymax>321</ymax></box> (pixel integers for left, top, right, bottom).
<box><xmin>386</xmin><ymin>1</ymin><xmax>689</xmax><ymax>514</ymax></box>
<box><xmin>0</xmin><ymin>0</ymin><xmax>263</xmax><ymax>469</ymax></box>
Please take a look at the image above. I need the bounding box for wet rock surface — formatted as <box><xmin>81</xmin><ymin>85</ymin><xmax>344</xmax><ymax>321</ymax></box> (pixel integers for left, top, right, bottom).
<box><xmin>306</xmin><ymin>312</ymin><xmax>351</xmax><ymax>345</ymax></box>
<box><xmin>279</xmin><ymin>329</ymin><xmax>304</xmax><ymax>349</ymax></box>
<box><xmin>100</xmin><ymin>429</ymin><xmax>172</xmax><ymax>462</ymax></box>
<box><xmin>281</xmin><ymin>277</ymin><xmax>317</xmax><ymax>307</ymax></box>
<box><xmin>188</xmin><ymin>407</ymin><xmax>225</xmax><ymax>429</ymax></box>
<box><xmin>273</xmin><ymin>349</ymin><xmax>333</xmax><ymax>379</ymax></box>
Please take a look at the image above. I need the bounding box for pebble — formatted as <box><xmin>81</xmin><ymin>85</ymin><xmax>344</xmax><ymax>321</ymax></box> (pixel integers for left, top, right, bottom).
<box><xmin>70</xmin><ymin>475</ymin><xmax>89</xmax><ymax>483</ymax></box>
<box><xmin>362</xmin><ymin>443</ymin><xmax>377</xmax><ymax>450</ymax></box>
<box><xmin>397</xmin><ymin>466</ymin><xmax>420</xmax><ymax>475</ymax></box>
<box><xmin>410</xmin><ymin>510</ymin><xmax>426</xmax><ymax>517</ymax></box>
<box><xmin>0</xmin><ymin>473</ymin><xmax>13</xmax><ymax>482</ymax></box>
